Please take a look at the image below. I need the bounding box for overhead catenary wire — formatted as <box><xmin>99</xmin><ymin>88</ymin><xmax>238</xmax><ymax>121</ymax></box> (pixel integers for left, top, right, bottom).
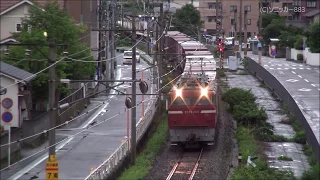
<box><xmin>0</xmin><ymin>44</ymin><xmax>204</xmax><ymax>172</ymax></box>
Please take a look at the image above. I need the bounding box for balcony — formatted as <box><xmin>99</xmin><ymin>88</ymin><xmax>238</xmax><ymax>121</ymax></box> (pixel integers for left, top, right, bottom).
<box><xmin>200</xmin><ymin>8</ymin><xmax>216</xmax><ymax>16</ymax></box>
<box><xmin>204</xmin><ymin>22</ymin><xmax>216</xmax><ymax>30</ymax></box>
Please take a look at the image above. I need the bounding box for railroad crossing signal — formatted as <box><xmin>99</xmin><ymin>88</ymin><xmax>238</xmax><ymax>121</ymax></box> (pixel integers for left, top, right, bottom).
<box><xmin>46</xmin><ymin>155</ymin><xmax>58</xmax><ymax>180</ymax></box>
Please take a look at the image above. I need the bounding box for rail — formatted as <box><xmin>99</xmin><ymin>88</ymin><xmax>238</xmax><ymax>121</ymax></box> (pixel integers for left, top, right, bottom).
<box><xmin>245</xmin><ymin>57</ymin><xmax>320</xmax><ymax>162</ymax></box>
<box><xmin>84</xmin><ymin>49</ymin><xmax>159</xmax><ymax>180</ymax></box>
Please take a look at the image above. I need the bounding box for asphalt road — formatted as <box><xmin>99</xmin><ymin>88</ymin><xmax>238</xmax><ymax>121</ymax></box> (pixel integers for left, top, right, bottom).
<box><xmin>7</xmin><ymin>53</ymin><xmax>153</xmax><ymax>179</ymax></box>
<box><xmin>246</xmin><ymin>52</ymin><xmax>320</xmax><ymax>145</ymax></box>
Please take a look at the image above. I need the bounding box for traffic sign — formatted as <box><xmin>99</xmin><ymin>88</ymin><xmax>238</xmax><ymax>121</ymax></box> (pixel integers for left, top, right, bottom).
<box><xmin>234</xmin><ymin>41</ymin><xmax>239</xmax><ymax>45</ymax></box>
<box><xmin>203</xmin><ymin>29</ymin><xmax>207</xmax><ymax>36</ymax></box>
<box><xmin>2</xmin><ymin>98</ymin><xmax>13</xmax><ymax>109</ymax></box>
<box><xmin>2</xmin><ymin>112</ymin><xmax>13</xmax><ymax>123</ymax></box>
<box><xmin>271</xmin><ymin>45</ymin><xmax>276</xmax><ymax>50</ymax></box>
<box><xmin>271</xmin><ymin>50</ymin><xmax>276</xmax><ymax>56</ymax></box>
<box><xmin>258</xmin><ymin>36</ymin><xmax>262</xmax><ymax>41</ymax></box>
<box><xmin>46</xmin><ymin>155</ymin><xmax>58</xmax><ymax>180</ymax></box>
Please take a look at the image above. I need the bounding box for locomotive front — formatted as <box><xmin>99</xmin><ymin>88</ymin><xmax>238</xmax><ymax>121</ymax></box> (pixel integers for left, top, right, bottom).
<box><xmin>166</xmin><ymin>74</ymin><xmax>217</xmax><ymax>146</ymax></box>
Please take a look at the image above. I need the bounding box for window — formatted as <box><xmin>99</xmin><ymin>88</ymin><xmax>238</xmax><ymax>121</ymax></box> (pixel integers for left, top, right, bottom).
<box><xmin>245</xmin><ymin>5</ymin><xmax>251</xmax><ymax>12</ymax></box>
<box><xmin>247</xmin><ymin>19</ymin><xmax>251</xmax><ymax>25</ymax></box>
<box><xmin>230</xmin><ymin>5</ymin><xmax>237</xmax><ymax>12</ymax></box>
<box><xmin>306</xmin><ymin>1</ymin><xmax>316</xmax><ymax>7</ymax></box>
<box><xmin>293</xmin><ymin>0</ymin><xmax>301</xmax><ymax>6</ymax></box>
<box><xmin>274</xmin><ymin>0</ymin><xmax>279</xmax><ymax>2</ymax></box>
<box><xmin>208</xmin><ymin>16</ymin><xmax>215</xmax><ymax>22</ymax></box>
<box><xmin>208</xmin><ymin>3</ymin><xmax>216</xmax><ymax>9</ymax></box>
<box><xmin>231</xmin><ymin>19</ymin><xmax>235</xmax><ymax>25</ymax></box>
<box><xmin>16</xmin><ymin>23</ymin><xmax>22</xmax><ymax>32</ymax></box>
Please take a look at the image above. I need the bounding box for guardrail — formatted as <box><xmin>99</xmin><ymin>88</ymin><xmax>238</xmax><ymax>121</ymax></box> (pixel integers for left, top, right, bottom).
<box><xmin>85</xmin><ymin>49</ymin><xmax>159</xmax><ymax>180</ymax></box>
<box><xmin>245</xmin><ymin>57</ymin><xmax>320</xmax><ymax>162</ymax></box>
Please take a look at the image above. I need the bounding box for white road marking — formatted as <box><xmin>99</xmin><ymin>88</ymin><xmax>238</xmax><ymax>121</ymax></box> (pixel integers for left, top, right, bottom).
<box><xmin>307</xmin><ymin>68</ymin><xmax>311</xmax><ymax>70</ymax></box>
<box><xmin>279</xmin><ymin>71</ymin><xmax>284</xmax><ymax>74</ymax></box>
<box><xmin>311</xmin><ymin>84</ymin><xmax>316</xmax><ymax>87</ymax></box>
<box><xmin>269</xmin><ymin>68</ymin><xmax>274</xmax><ymax>69</ymax></box>
<box><xmin>271</xmin><ymin>64</ymin><xmax>275</xmax><ymax>66</ymax></box>
<box><xmin>305</xmin><ymin>79</ymin><xmax>309</xmax><ymax>82</ymax></box>
<box><xmin>278</xmin><ymin>64</ymin><xmax>282</xmax><ymax>66</ymax></box>
<box><xmin>277</xmin><ymin>68</ymin><xmax>282</xmax><ymax>70</ymax></box>
<box><xmin>316</xmin><ymin>71</ymin><xmax>320</xmax><ymax>74</ymax></box>
<box><xmin>292</xmin><ymin>68</ymin><xmax>296</xmax><ymax>69</ymax></box>
<box><xmin>298</xmin><ymin>75</ymin><xmax>302</xmax><ymax>78</ymax></box>
<box><xmin>292</xmin><ymin>65</ymin><xmax>296</xmax><ymax>66</ymax></box>
<box><xmin>286</xmin><ymin>79</ymin><xmax>299</xmax><ymax>82</ymax></box>
<box><xmin>299</xmin><ymin>65</ymin><xmax>303</xmax><ymax>66</ymax></box>
<box><xmin>300</xmin><ymin>68</ymin><xmax>304</xmax><ymax>70</ymax></box>
<box><xmin>291</xmin><ymin>71</ymin><xmax>296</xmax><ymax>74</ymax></box>
<box><xmin>298</xmin><ymin>88</ymin><xmax>312</xmax><ymax>91</ymax></box>
<box><xmin>264</xmin><ymin>65</ymin><xmax>268</xmax><ymax>66</ymax></box>
<box><xmin>284</xmin><ymin>68</ymin><xmax>289</xmax><ymax>70</ymax></box>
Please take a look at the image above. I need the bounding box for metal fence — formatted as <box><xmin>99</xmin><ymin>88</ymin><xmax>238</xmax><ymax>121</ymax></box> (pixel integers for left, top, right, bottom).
<box><xmin>245</xmin><ymin>57</ymin><xmax>320</xmax><ymax>161</ymax></box>
<box><xmin>84</xmin><ymin>50</ymin><xmax>159</xmax><ymax>180</ymax></box>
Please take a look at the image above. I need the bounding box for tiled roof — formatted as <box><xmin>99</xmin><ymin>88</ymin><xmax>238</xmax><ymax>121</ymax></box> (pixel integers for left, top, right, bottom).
<box><xmin>0</xmin><ymin>0</ymin><xmax>65</xmax><ymax>14</ymax></box>
<box><xmin>303</xmin><ymin>9</ymin><xmax>320</xmax><ymax>17</ymax></box>
<box><xmin>0</xmin><ymin>61</ymin><xmax>35</xmax><ymax>82</ymax></box>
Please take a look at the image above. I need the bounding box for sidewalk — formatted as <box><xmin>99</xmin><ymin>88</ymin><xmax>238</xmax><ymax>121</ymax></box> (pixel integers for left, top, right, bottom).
<box><xmin>225</xmin><ymin>72</ymin><xmax>310</xmax><ymax>178</ymax></box>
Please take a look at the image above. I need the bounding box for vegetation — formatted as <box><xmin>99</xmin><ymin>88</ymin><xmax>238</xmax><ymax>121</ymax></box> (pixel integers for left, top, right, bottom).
<box><xmin>2</xmin><ymin>1</ymin><xmax>95</xmax><ymax>101</ymax></box>
<box><xmin>277</xmin><ymin>155</ymin><xmax>293</xmax><ymax>161</ymax></box>
<box><xmin>294</xmin><ymin>36</ymin><xmax>304</xmax><ymax>50</ymax></box>
<box><xmin>117</xmin><ymin>34</ymin><xmax>132</xmax><ymax>47</ymax></box>
<box><xmin>221</xmin><ymin>88</ymin><xmax>295</xmax><ymax>179</ymax></box>
<box><xmin>304</xmin><ymin>19</ymin><xmax>320</xmax><ymax>53</ymax></box>
<box><xmin>118</xmin><ymin>109</ymin><xmax>168</xmax><ymax>180</ymax></box>
<box><xmin>171</xmin><ymin>4</ymin><xmax>204</xmax><ymax>37</ymax></box>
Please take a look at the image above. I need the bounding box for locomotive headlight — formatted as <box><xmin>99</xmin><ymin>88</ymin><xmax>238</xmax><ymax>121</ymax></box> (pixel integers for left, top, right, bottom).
<box><xmin>201</xmin><ymin>88</ymin><xmax>208</xmax><ymax>96</ymax></box>
<box><xmin>176</xmin><ymin>89</ymin><xmax>182</xmax><ymax>97</ymax></box>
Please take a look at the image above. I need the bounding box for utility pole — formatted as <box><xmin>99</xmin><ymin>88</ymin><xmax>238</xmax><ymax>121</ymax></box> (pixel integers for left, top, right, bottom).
<box><xmin>105</xmin><ymin>0</ymin><xmax>110</xmax><ymax>87</ymax></box>
<box><xmin>239</xmin><ymin>0</ymin><xmax>243</xmax><ymax>56</ymax></box>
<box><xmin>121</xmin><ymin>0</ymin><xmax>124</xmax><ymax>27</ymax></box>
<box><xmin>153</xmin><ymin>17</ymin><xmax>158</xmax><ymax>86</ymax></box>
<box><xmin>110</xmin><ymin>0</ymin><xmax>115</xmax><ymax>79</ymax></box>
<box><xmin>98</xmin><ymin>0</ymin><xmax>103</xmax><ymax>84</ymax></box>
<box><xmin>48</xmin><ymin>39</ymin><xmax>57</xmax><ymax>158</ymax></box>
<box><xmin>259</xmin><ymin>0</ymin><xmax>262</xmax><ymax>65</ymax></box>
<box><xmin>244</xmin><ymin>7</ymin><xmax>248</xmax><ymax>58</ymax></box>
<box><xmin>158</xmin><ymin>3</ymin><xmax>163</xmax><ymax>112</ymax></box>
<box><xmin>147</xmin><ymin>21</ymin><xmax>150</xmax><ymax>55</ymax></box>
<box><xmin>131</xmin><ymin>11</ymin><xmax>137</xmax><ymax>165</ymax></box>
<box><xmin>233</xmin><ymin>9</ymin><xmax>238</xmax><ymax>54</ymax></box>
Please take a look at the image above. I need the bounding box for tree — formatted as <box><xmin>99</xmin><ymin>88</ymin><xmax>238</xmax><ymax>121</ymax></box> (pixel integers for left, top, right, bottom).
<box><xmin>171</xmin><ymin>4</ymin><xmax>204</xmax><ymax>37</ymax></box>
<box><xmin>304</xmin><ymin>19</ymin><xmax>320</xmax><ymax>53</ymax></box>
<box><xmin>3</xmin><ymin>1</ymin><xmax>96</xmax><ymax>101</ymax></box>
<box><xmin>279</xmin><ymin>25</ymin><xmax>304</xmax><ymax>48</ymax></box>
<box><xmin>262</xmin><ymin>18</ymin><xmax>286</xmax><ymax>45</ymax></box>
<box><xmin>257</xmin><ymin>13</ymin><xmax>284</xmax><ymax>30</ymax></box>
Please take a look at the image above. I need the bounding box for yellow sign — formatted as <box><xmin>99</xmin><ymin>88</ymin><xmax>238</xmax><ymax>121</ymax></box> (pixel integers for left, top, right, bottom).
<box><xmin>46</xmin><ymin>155</ymin><xmax>58</xmax><ymax>180</ymax></box>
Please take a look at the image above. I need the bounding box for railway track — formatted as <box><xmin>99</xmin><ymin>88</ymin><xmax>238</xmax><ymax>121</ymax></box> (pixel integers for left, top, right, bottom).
<box><xmin>166</xmin><ymin>148</ymin><xmax>204</xmax><ymax>180</ymax></box>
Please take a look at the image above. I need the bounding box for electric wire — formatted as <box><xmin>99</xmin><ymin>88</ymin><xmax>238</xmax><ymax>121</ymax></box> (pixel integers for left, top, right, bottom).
<box><xmin>0</xmin><ymin>45</ymin><xmax>205</xmax><ymax>172</ymax></box>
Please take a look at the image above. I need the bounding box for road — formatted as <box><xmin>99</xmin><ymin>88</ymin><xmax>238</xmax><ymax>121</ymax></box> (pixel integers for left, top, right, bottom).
<box><xmin>6</xmin><ymin>53</ymin><xmax>153</xmax><ymax>179</ymax></box>
<box><xmin>246</xmin><ymin>52</ymin><xmax>320</xmax><ymax>145</ymax></box>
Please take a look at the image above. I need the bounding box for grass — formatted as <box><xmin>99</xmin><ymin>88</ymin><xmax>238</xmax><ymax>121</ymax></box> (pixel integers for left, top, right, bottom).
<box><xmin>258</xmin><ymin>83</ymin><xmax>268</xmax><ymax>89</ymax></box>
<box><xmin>235</xmin><ymin>126</ymin><xmax>258</xmax><ymax>164</ymax></box>
<box><xmin>118</xmin><ymin>113</ymin><xmax>168</xmax><ymax>180</ymax></box>
<box><xmin>277</xmin><ymin>155</ymin><xmax>293</xmax><ymax>161</ymax></box>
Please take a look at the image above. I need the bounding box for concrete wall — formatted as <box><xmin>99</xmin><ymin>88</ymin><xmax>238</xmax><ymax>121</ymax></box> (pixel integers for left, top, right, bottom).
<box><xmin>289</xmin><ymin>48</ymin><xmax>320</xmax><ymax>66</ymax></box>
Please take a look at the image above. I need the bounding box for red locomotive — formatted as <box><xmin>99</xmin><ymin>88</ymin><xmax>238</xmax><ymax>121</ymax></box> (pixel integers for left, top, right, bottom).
<box><xmin>166</xmin><ymin>72</ymin><xmax>217</xmax><ymax>147</ymax></box>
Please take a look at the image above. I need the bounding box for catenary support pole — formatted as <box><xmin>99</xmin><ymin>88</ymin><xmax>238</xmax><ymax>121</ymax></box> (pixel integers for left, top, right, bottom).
<box><xmin>131</xmin><ymin>12</ymin><xmax>137</xmax><ymax>165</ymax></box>
<box><xmin>158</xmin><ymin>3</ymin><xmax>163</xmax><ymax>112</ymax></box>
<box><xmin>259</xmin><ymin>0</ymin><xmax>262</xmax><ymax>65</ymax></box>
<box><xmin>111</xmin><ymin>0</ymin><xmax>115</xmax><ymax>79</ymax></box>
<box><xmin>153</xmin><ymin>19</ymin><xmax>158</xmax><ymax>86</ymax></box>
<box><xmin>48</xmin><ymin>39</ymin><xmax>57</xmax><ymax>158</ymax></box>
<box><xmin>244</xmin><ymin>8</ymin><xmax>248</xmax><ymax>58</ymax></box>
<box><xmin>239</xmin><ymin>0</ymin><xmax>243</xmax><ymax>57</ymax></box>
<box><xmin>147</xmin><ymin>23</ymin><xmax>150</xmax><ymax>55</ymax></box>
<box><xmin>142</xmin><ymin>71</ymin><xmax>144</xmax><ymax>118</ymax></box>
<box><xmin>8</xmin><ymin>127</ymin><xmax>11</xmax><ymax>169</ymax></box>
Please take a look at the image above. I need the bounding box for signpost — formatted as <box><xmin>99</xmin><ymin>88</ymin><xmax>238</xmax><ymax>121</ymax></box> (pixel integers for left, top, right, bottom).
<box><xmin>203</xmin><ymin>29</ymin><xmax>207</xmax><ymax>36</ymax></box>
<box><xmin>2</xmin><ymin>98</ymin><xmax>13</xmax><ymax>169</ymax></box>
<box><xmin>46</xmin><ymin>155</ymin><xmax>59</xmax><ymax>180</ymax></box>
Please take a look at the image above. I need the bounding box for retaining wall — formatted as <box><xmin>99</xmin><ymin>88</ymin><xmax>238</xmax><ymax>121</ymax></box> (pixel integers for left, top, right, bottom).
<box><xmin>246</xmin><ymin>57</ymin><xmax>320</xmax><ymax>162</ymax></box>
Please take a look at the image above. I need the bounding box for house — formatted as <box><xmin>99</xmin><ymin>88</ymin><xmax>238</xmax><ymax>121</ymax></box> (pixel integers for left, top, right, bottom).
<box><xmin>0</xmin><ymin>0</ymin><xmax>99</xmax><ymax>59</ymax></box>
<box><xmin>303</xmin><ymin>9</ymin><xmax>320</xmax><ymax>24</ymax></box>
<box><xmin>0</xmin><ymin>61</ymin><xmax>35</xmax><ymax>129</ymax></box>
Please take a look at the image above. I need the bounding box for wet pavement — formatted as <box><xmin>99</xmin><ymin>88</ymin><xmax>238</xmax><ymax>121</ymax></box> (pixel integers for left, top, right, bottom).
<box><xmin>225</xmin><ymin>73</ymin><xmax>310</xmax><ymax>178</ymax></box>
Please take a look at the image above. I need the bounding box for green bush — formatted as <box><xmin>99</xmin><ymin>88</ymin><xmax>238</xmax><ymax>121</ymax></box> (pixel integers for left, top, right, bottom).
<box><xmin>222</xmin><ymin>88</ymin><xmax>256</xmax><ymax>112</ymax></box>
<box><xmin>294</xmin><ymin>36</ymin><xmax>304</xmax><ymax>50</ymax></box>
<box><xmin>302</xmin><ymin>164</ymin><xmax>320</xmax><ymax>180</ymax></box>
<box><xmin>297</xmin><ymin>53</ymin><xmax>304</xmax><ymax>61</ymax></box>
<box><xmin>232</xmin><ymin>103</ymin><xmax>268</xmax><ymax>126</ymax></box>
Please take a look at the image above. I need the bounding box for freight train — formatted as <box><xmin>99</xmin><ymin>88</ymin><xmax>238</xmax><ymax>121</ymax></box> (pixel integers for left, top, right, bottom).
<box><xmin>165</xmin><ymin>31</ymin><xmax>218</xmax><ymax>147</ymax></box>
